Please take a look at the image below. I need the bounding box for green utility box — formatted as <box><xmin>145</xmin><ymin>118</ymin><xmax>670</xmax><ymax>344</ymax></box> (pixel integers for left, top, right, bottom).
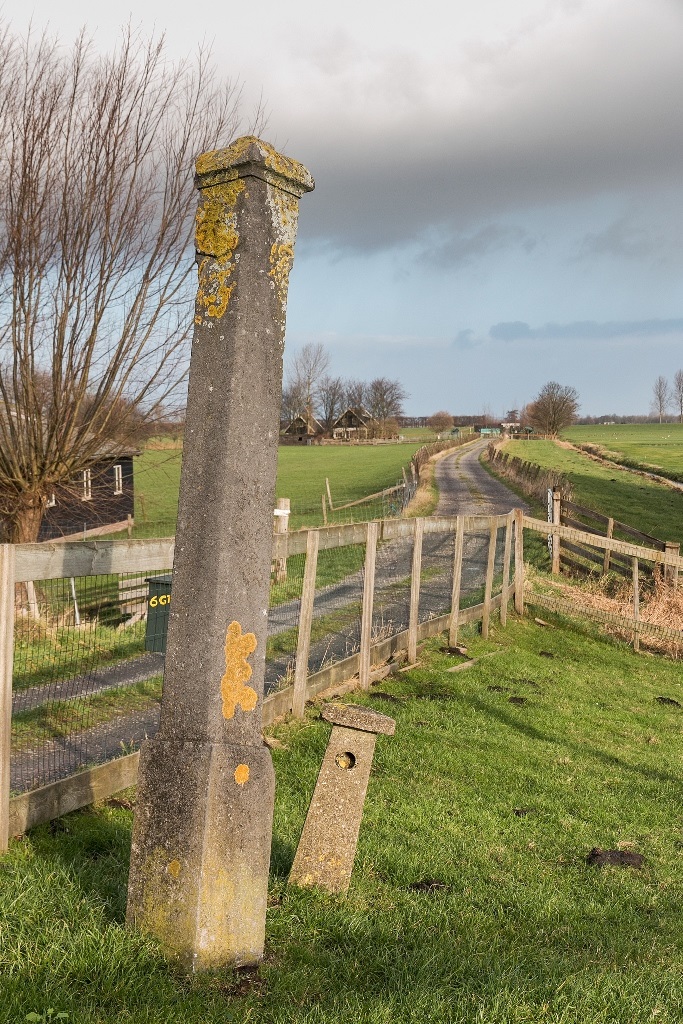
<box><xmin>145</xmin><ymin>574</ymin><xmax>172</xmax><ymax>653</ymax></box>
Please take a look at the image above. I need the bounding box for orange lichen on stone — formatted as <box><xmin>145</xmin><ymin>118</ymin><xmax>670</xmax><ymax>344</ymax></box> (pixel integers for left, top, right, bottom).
<box><xmin>220</xmin><ymin>621</ymin><xmax>258</xmax><ymax>719</ymax></box>
<box><xmin>234</xmin><ymin>764</ymin><xmax>250</xmax><ymax>786</ymax></box>
<box><xmin>167</xmin><ymin>859</ymin><xmax>181</xmax><ymax>879</ymax></box>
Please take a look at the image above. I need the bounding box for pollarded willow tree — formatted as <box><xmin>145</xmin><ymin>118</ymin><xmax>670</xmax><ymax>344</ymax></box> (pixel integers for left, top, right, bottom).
<box><xmin>0</xmin><ymin>24</ymin><xmax>259</xmax><ymax>541</ymax></box>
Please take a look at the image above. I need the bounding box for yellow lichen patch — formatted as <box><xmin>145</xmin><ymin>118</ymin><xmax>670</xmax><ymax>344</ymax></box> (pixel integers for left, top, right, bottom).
<box><xmin>195</xmin><ymin>181</ymin><xmax>244</xmax><ymax>256</ymax></box>
<box><xmin>196</xmin><ymin>137</ymin><xmax>314</xmax><ymax>194</ymax></box>
<box><xmin>196</xmin><ymin>256</ymin><xmax>236</xmax><ymax>321</ymax></box>
<box><xmin>268</xmin><ymin>242</ymin><xmax>294</xmax><ymax>311</ymax></box>
<box><xmin>167</xmin><ymin>859</ymin><xmax>181</xmax><ymax>879</ymax></box>
<box><xmin>220</xmin><ymin>621</ymin><xmax>258</xmax><ymax>719</ymax></box>
<box><xmin>234</xmin><ymin>764</ymin><xmax>250</xmax><ymax>786</ymax></box>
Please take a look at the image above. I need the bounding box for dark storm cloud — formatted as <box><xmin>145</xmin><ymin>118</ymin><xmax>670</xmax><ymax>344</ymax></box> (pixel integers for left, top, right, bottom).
<box><xmin>293</xmin><ymin>2</ymin><xmax>683</xmax><ymax>253</ymax></box>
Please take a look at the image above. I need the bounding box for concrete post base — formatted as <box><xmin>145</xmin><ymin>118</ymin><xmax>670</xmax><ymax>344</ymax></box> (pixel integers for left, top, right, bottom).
<box><xmin>127</xmin><ymin>738</ymin><xmax>274</xmax><ymax>969</ymax></box>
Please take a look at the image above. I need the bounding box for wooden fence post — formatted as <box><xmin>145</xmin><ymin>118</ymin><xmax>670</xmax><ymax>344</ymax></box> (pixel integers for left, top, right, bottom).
<box><xmin>602</xmin><ymin>518</ymin><xmax>614</xmax><ymax>575</ymax></box>
<box><xmin>551</xmin><ymin>489</ymin><xmax>561</xmax><ymax>575</ymax></box>
<box><xmin>448</xmin><ymin>516</ymin><xmax>464</xmax><ymax>647</ymax></box>
<box><xmin>500</xmin><ymin>511</ymin><xmax>513</xmax><ymax>627</ymax></box>
<box><xmin>325</xmin><ymin>478</ymin><xmax>334</xmax><ymax>511</ymax></box>
<box><xmin>359</xmin><ymin>521</ymin><xmax>379</xmax><ymax>691</ymax></box>
<box><xmin>632</xmin><ymin>557</ymin><xmax>640</xmax><ymax>653</ymax></box>
<box><xmin>630</xmin><ymin>557</ymin><xmax>643</xmax><ymax>651</ymax></box>
<box><xmin>408</xmin><ymin>518</ymin><xmax>424</xmax><ymax>663</ymax></box>
<box><xmin>293</xmin><ymin>529</ymin><xmax>320</xmax><ymax>717</ymax></box>
<box><xmin>481</xmin><ymin>522</ymin><xmax>497</xmax><ymax>639</ymax></box>
<box><xmin>514</xmin><ymin>508</ymin><xmax>525</xmax><ymax>615</ymax></box>
<box><xmin>0</xmin><ymin>544</ymin><xmax>16</xmax><ymax>853</ymax></box>
<box><xmin>321</xmin><ymin>493</ymin><xmax>328</xmax><ymax>526</ymax></box>
<box><xmin>274</xmin><ymin>498</ymin><xmax>290</xmax><ymax>583</ymax></box>
<box><xmin>664</xmin><ymin>541</ymin><xmax>680</xmax><ymax>587</ymax></box>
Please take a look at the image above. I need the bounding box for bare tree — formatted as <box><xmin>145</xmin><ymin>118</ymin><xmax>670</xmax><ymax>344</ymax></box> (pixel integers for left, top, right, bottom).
<box><xmin>284</xmin><ymin>342</ymin><xmax>330</xmax><ymax>423</ymax></box>
<box><xmin>367</xmin><ymin>377</ymin><xmax>408</xmax><ymax>433</ymax></box>
<box><xmin>343</xmin><ymin>378</ymin><xmax>368</xmax><ymax>411</ymax></box>
<box><xmin>0</xmin><ymin>25</ymin><xmax>256</xmax><ymax>542</ymax></box>
<box><xmin>652</xmin><ymin>376</ymin><xmax>671</xmax><ymax>424</ymax></box>
<box><xmin>317</xmin><ymin>374</ymin><xmax>345</xmax><ymax>434</ymax></box>
<box><xmin>426</xmin><ymin>411</ymin><xmax>453</xmax><ymax>435</ymax></box>
<box><xmin>673</xmin><ymin>370</ymin><xmax>683</xmax><ymax>424</ymax></box>
<box><xmin>527</xmin><ymin>381</ymin><xmax>579</xmax><ymax>437</ymax></box>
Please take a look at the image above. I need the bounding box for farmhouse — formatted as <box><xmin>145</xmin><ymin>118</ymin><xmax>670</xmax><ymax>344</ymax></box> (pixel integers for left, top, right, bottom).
<box><xmin>38</xmin><ymin>448</ymin><xmax>137</xmax><ymax>541</ymax></box>
<box><xmin>332</xmin><ymin>407</ymin><xmax>378</xmax><ymax>440</ymax></box>
<box><xmin>281</xmin><ymin>413</ymin><xmax>325</xmax><ymax>443</ymax></box>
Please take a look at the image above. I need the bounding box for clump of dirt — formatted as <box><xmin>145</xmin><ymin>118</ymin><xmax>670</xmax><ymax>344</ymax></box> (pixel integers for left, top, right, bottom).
<box><xmin>408</xmin><ymin>879</ymin><xmax>449</xmax><ymax>893</ymax></box>
<box><xmin>586</xmin><ymin>847</ymin><xmax>644</xmax><ymax>869</ymax></box>
<box><xmin>656</xmin><ymin>696</ymin><xmax>681</xmax><ymax>707</ymax></box>
<box><xmin>513</xmin><ymin>807</ymin><xmax>535</xmax><ymax>817</ymax></box>
<box><xmin>539</xmin><ymin>650</ymin><xmax>555</xmax><ymax>658</ymax></box>
<box><xmin>508</xmin><ymin>696</ymin><xmax>527</xmax><ymax>705</ymax></box>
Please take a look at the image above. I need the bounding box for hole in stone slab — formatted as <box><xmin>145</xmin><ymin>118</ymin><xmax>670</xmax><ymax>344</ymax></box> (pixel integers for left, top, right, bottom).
<box><xmin>335</xmin><ymin>751</ymin><xmax>356</xmax><ymax>770</ymax></box>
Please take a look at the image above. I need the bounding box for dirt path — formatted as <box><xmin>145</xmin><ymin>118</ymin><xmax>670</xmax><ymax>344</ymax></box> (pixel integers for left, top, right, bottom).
<box><xmin>435</xmin><ymin>438</ymin><xmax>529</xmax><ymax>516</ymax></box>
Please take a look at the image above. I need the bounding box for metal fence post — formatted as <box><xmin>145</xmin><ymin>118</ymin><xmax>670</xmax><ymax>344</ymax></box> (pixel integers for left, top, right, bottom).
<box><xmin>408</xmin><ymin>518</ymin><xmax>424</xmax><ymax>663</ymax></box>
<box><xmin>293</xmin><ymin>529</ymin><xmax>320</xmax><ymax>717</ymax></box>
<box><xmin>359</xmin><ymin>521</ymin><xmax>378</xmax><ymax>691</ymax></box>
<box><xmin>274</xmin><ymin>498</ymin><xmax>290</xmax><ymax>583</ymax></box>
<box><xmin>0</xmin><ymin>544</ymin><xmax>16</xmax><ymax>853</ymax></box>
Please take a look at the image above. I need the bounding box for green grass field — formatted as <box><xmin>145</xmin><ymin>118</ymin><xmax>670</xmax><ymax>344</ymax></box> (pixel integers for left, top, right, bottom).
<box><xmin>564</xmin><ymin>423</ymin><xmax>683</xmax><ymax>479</ymax></box>
<box><xmin>4</xmin><ymin>615</ymin><xmax>683</xmax><ymax>1023</ymax></box>
<box><xmin>505</xmin><ymin>439</ymin><xmax>683</xmax><ymax>546</ymax></box>
<box><xmin>132</xmin><ymin>442</ymin><xmax>425</xmax><ymax>535</ymax></box>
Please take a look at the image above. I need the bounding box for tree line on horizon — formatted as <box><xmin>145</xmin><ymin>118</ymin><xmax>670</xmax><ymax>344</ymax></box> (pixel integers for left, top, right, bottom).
<box><xmin>282</xmin><ymin>343</ymin><xmax>409</xmax><ymax>435</ymax></box>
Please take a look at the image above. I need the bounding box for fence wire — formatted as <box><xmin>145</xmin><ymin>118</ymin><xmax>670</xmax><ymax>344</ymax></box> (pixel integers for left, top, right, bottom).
<box><xmin>308</xmin><ymin>545</ymin><xmax>365</xmax><ymax>676</ymax></box>
<box><xmin>372</xmin><ymin>533</ymin><xmax>415</xmax><ymax>645</ymax></box>
<box><xmin>419</xmin><ymin>529</ymin><xmax>456</xmax><ymax>624</ymax></box>
<box><xmin>10</xmin><ymin>518</ymin><xmax>514</xmax><ymax>798</ymax></box>
<box><xmin>11</xmin><ymin>570</ymin><xmax>170</xmax><ymax>795</ymax></box>
<box><xmin>266</xmin><ymin>551</ymin><xmax>306</xmax><ymax>692</ymax></box>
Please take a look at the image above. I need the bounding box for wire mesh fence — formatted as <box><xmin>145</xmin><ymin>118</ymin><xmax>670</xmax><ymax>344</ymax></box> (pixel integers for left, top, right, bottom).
<box><xmin>7</xmin><ymin>515</ymin><xmax>515</xmax><ymax>803</ymax></box>
<box><xmin>11</xmin><ymin>570</ymin><xmax>170</xmax><ymax>796</ymax></box>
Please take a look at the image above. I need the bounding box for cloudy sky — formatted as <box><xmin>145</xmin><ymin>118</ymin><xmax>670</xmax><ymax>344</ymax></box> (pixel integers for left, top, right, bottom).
<box><xmin>8</xmin><ymin>0</ymin><xmax>683</xmax><ymax>416</ymax></box>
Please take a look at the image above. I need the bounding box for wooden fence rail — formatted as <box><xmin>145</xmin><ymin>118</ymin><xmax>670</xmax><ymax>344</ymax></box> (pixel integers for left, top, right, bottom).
<box><xmin>4</xmin><ymin>508</ymin><xmax>680</xmax><ymax>847</ymax></box>
<box><xmin>1</xmin><ymin>512</ymin><xmax>515</xmax><ymax>847</ymax></box>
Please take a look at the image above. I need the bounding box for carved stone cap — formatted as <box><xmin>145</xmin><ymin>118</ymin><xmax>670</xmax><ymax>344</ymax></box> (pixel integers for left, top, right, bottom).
<box><xmin>195</xmin><ymin>136</ymin><xmax>315</xmax><ymax>197</ymax></box>
<box><xmin>321</xmin><ymin>703</ymin><xmax>396</xmax><ymax>736</ymax></box>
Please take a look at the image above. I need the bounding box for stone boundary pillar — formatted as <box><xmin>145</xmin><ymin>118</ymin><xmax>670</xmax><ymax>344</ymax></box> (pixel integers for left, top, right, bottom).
<box><xmin>126</xmin><ymin>137</ymin><xmax>313</xmax><ymax>969</ymax></box>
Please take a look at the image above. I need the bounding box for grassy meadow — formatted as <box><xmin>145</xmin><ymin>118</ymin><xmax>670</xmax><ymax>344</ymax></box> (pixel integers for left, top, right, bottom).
<box><xmin>505</xmin><ymin>438</ymin><xmax>683</xmax><ymax>546</ymax></box>
<box><xmin>564</xmin><ymin>423</ymin><xmax>683</xmax><ymax>479</ymax></box>
<box><xmin>4</xmin><ymin>615</ymin><xmax>683</xmax><ymax>1022</ymax></box>
<box><xmin>132</xmin><ymin>441</ymin><xmax>425</xmax><ymax>535</ymax></box>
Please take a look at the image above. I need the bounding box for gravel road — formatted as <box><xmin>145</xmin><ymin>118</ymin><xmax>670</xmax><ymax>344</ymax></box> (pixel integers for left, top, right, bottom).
<box><xmin>435</xmin><ymin>439</ymin><xmax>529</xmax><ymax>516</ymax></box>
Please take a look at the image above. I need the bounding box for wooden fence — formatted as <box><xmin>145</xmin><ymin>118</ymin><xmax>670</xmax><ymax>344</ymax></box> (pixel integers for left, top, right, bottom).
<box><xmin>550</xmin><ymin>493</ymin><xmax>680</xmax><ymax>583</ymax></box>
<box><xmin>1</xmin><ymin>513</ymin><xmax>515</xmax><ymax>847</ymax></box>
<box><xmin>3</xmin><ymin>507</ymin><xmax>682</xmax><ymax>849</ymax></box>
